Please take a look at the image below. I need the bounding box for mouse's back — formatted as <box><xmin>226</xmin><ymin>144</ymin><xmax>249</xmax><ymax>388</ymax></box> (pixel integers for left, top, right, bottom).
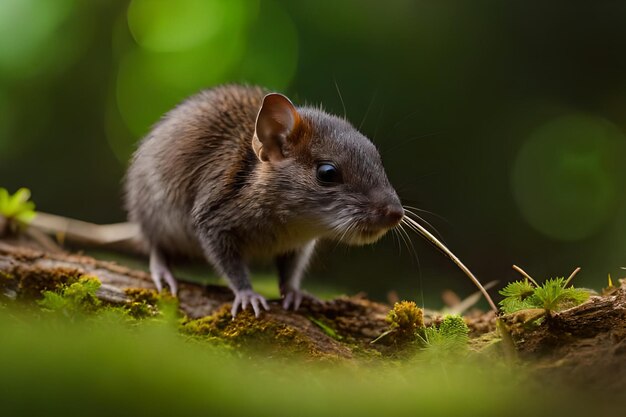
<box><xmin>124</xmin><ymin>84</ymin><xmax>267</xmax><ymax>257</ymax></box>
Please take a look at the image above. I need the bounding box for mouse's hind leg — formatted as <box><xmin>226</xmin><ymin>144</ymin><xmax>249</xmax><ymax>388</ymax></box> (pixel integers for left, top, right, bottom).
<box><xmin>149</xmin><ymin>247</ymin><xmax>178</xmax><ymax>295</ymax></box>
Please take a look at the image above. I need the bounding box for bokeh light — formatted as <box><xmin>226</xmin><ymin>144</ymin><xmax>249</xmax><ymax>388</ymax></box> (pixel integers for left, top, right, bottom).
<box><xmin>0</xmin><ymin>0</ymin><xmax>82</xmax><ymax>78</ymax></box>
<box><xmin>512</xmin><ymin>114</ymin><xmax>626</xmax><ymax>241</ymax></box>
<box><xmin>236</xmin><ymin>0</ymin><xmax>298</xmax><ymax>88</ymax></box>
<box><xmin>113</xmin><ymin>0</ymin><xmax>297</xmax><ymax>157</ymax></box>
<box><xmin>117</xmin><ymin>0</ymin><xmax>252</xmax><ymax>138</ymax></box>
<box><xmin>127</xmin><ymin>0</ymin><xmax>227</xmax><ymax>53</ymax></box>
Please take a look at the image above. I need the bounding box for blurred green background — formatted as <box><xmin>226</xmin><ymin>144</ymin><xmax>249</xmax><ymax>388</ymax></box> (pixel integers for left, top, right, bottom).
<box><xmin>1</xmin><ymin>0</ymin><xmax>625</xmax><ymax>305</ymax></box>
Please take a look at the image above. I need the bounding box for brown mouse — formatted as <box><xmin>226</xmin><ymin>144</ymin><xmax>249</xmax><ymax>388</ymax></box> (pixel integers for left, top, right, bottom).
<box><xmin>124</xmin><ymin>84</ymin><xmax>403</xmax><ymax>317</ymax></box>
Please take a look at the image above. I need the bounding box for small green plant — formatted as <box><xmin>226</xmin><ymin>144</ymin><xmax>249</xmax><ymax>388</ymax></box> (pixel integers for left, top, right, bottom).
<box><xmin>372</xmin><ymin>304</ymin><xmax>470</xmax><ymax>359</ymax></box>
<box><xmin>499</xmin><ymin>279</ymin><xmax>536</xmax><ymax>313</ymax></box>
<box><xmin>532</xmin><ymin>277</ymin><xmax>589</xmax><ymax>311</ymax></box>
<box><xmin>0</xmin><ymin>187</ymin><xmax>36</xmax><ymax>234</ymax></box>
<box><xmin>38</xmin><ymin>275</ymin><xmax>102</xmax><ymax>316</ymax></box>
<box><xmin>499</xmin><ymin>266</ymin><xmax>590</xmax><ymax>316</ymax></box>
<box><xmin>308</xmin><ymin>316</ymin><xmax>343</xmax><ymax>340</ymax></box>
<box><xmin>418</xmin><ymin>315</ymin><xmax>470</xmax><ymax>357</ymax></box>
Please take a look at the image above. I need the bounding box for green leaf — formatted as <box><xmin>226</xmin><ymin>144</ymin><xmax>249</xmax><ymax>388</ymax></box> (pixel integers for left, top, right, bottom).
<box><xmin>0</xmin><ymin>188</ymin><xmax>9</xmax><ymax>211</ymax></box>
<box><xmin>0</xmin><ymin>187</ymin><xmax>36</xmax><ymax>228</ymax></box>
<box><xmin>308</xmin><ymin>316</ymin><xmax>343</xmax><ymax>340</ymax></box>
<box><xmin>498</xmin><ymin>280</ymin><xmax>536</xmax><ymax>314</ymax></box>
<box><xmin>6</xmin><ymin>188</ymin><xmax>29</xmax><ymax>215</ymax></box>
<box><xmin>500</xmin><ymin>276</ymin><xmax>590</xmax><ymax>315</ymax></box>
<box><xmin>499</xmin><ymin>280</ymin><xmax>535</xmax><ymax>298</ymax></box>
<box><xmin>533</xmin><ymin>278</ymin><xmax>589</xmax><ymax>311</ymax></box>
<box><xmin>14</xmin><ymin>208</ymin><xmax>36</xmax><ymax>224</ymax></box>
<box><xmin>499</xmin><ymin>297</ymin><xmax>535</xmax><ymax>314</ymax></box>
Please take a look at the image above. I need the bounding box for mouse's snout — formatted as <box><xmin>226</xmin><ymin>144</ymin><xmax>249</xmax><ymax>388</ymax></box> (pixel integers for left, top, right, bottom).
<box><xmin>379</xmin><ymin>204</ymin><xmax>404</xmax><ymax>228</ymax></box>
<box><xmin>371</xmin><ymin>202</ymin><xmax>403</xmax><ymax>230</ymax></box>
<box><xmin>366</xmin><ymin>189</ymin><xmax>404</xmax><ymax>230</ymax></box>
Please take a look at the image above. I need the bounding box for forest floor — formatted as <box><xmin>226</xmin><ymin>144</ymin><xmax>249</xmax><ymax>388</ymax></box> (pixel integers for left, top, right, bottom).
<box><xmin>1</xmin><ymin>234</ymin><xmax>625</xmax><ymax>416</ymax></box>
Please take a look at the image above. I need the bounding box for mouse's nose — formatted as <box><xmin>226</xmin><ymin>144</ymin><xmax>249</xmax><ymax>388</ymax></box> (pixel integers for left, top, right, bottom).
<box><xmin>377</xmin><ymin>204</ymin><xmax>404</xmax><ymax>228</ymax></box>
<box><xmin>372</xmin><ymin>204</ymin><xmax>404</xmax><ymax>229</ymax></box>
<box><xmin>367</xmin><ymin>188</ymin><xmax>404</xmax><ymax>229</ymax></box>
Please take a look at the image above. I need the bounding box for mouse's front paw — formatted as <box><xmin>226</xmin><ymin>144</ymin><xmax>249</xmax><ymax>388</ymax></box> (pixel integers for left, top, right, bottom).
<box><xmin>231</xmin><ymin>289</ymin><xmax>269</xmax><ymax>318</ymax></box>
<box><xmin>281</xmin><ymin>288</ymin><xmax>318</xmax><ymax>311</ymax></box>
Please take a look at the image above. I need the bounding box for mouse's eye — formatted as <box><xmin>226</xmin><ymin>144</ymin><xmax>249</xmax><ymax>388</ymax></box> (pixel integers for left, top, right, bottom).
<box><xmin>316</xmin><ymin>163</ymin><xmax>341</xmax><ymax>185</ymax></box>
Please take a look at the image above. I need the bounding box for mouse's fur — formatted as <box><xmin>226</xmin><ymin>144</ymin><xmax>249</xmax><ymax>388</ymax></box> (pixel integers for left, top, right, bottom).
<box><xmin>125</xmin><ymin>84</ymin><xmax>403</xmax><ymax>316</ymax></box>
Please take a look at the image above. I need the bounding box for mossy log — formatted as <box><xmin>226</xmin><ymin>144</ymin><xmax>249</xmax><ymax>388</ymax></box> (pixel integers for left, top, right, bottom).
<box><xmin>2</xmin><ymin>236</ymin><xmax>626</xmax><ymax>381</ymax></box>
<box><xmin>0</xmin><ymin>240</ymin><xmax>398</xmax><ymax>359</ymax></box>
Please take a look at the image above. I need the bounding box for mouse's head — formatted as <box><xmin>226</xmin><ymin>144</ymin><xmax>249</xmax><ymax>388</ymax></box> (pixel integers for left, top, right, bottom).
<box><xmin>253</xmin><ymin>93</ymin><xmax>403</xmax><ymax>245</ymax></box>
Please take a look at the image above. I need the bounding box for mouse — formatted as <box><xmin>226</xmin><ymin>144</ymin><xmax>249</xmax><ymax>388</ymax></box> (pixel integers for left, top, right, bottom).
<box><xmin>124</xmin><ymin>84</ymin><xmax>404</xmax><ymax>317</ymax></box>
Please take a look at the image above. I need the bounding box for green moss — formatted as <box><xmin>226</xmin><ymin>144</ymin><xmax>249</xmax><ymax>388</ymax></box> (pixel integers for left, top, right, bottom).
<box><xmin>7</xmin><ymin>267</ymin><xmax>325</xmax><ymax>358</ymax></box>
<box><xmin>468</xmin><ymin>331</ymin><xmax>502</xmax><ymax>353</ymax></box>
<box><xmin>38</xmin><ymin>275</ymin><xmax>102</xmax><ymax>316</ymax></box>
<box><xmin>180</xmin><ymin>306</ymin><xmax>340</xmax><ymax>360</ymax></box>
<box><xmin>124</xmin><ymin>287</ymin><xmax>160</xmax><ymax>304</ymax></box>
<box><xmin>439</xmin><ymin>315</ymin><xmax>470</xmax><ymax>339</ymax></box>
<box><xmin>386</xmin><ymin>301</ymin><xmax>423</xmax><ymax>337</ymax></box>
<box><xmin>372</xmin><ymin>301</ymin><xmax>424</xmax><ymax>348</ymax></box>
<box><xmin>121</xmin><ymin>287</ymin><xmax>180</xmax><ymax>320</ymax></box>
<box><xmin>123</xmin><ymin>288</ymin><xmax>160</xmax><ymax>318</ymax></box>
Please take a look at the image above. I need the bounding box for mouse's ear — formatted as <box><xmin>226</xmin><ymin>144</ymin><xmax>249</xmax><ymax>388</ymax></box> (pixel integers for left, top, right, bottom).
<box><xmin>252</xmin><ymin>93</ymin><xmax>300</xmax><ymax>162</ymax></box>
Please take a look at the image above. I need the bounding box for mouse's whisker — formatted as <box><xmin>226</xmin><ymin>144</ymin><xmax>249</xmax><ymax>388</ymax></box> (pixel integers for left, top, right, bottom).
<box><xmin>402</xmin><ymin>216</ymin><xmax>434</xmax><ymax>242</ymax></box>
<box><xmin>396</xmin><ymin>221</ymin><xmax>418</xmax><ymax>264</ymax></box>
<box><xmin>399</xmin><ymin>220</ymin><xmax>422</xmax><ymax>274</ymax></box>
<box><xmin>391</xmin><ymin>227</ymin><xmax>402</xmax><ymax>256</ymax></box>
<box><xmin>395</xmin><ymin>223</ymin><xmax>410</xmax><ymax>255</ymax></box>
<box><xmin>402</xmin><ymin>207</ymin><xmax>446</xmax><ymax>244</ymax></box>
<box><xmin>402</xmin><ymin>204</ymin><xmax>450</xmax><ymax>225</ymax></box>
<box><xmin>331</xmin><ymin>217</ymin><xmax>358</xmax><ymax>248</ymax></box>
<box><xmin>336</xmin><ymin>222</ymin><xmax>353</xmax><ymax>245</ymax></box>
<box><xmin>402</xmin><ymin>216</ymin><xmax>498</xmax><ymax>313</ymax></box>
